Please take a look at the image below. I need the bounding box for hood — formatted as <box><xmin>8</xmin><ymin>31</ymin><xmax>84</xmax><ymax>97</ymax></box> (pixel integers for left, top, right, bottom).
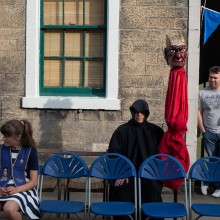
<box><xmin>129</xmin><ymin>99</ymin><xmax>150</xmax><ymax>120</ymax></box>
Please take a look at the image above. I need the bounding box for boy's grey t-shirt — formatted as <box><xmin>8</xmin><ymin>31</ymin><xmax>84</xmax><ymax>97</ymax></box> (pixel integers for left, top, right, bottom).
<box><xmin>199</xmin><ymin>86</ymin><xmax>220</xmax><ymax>133</ymax></box>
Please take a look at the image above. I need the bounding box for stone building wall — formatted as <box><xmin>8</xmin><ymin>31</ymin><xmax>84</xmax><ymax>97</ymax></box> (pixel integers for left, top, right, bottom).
<box><xmin>0</xmin><ymin>1</ymin><xmax>193</xmax><ymax>154</ymax></box>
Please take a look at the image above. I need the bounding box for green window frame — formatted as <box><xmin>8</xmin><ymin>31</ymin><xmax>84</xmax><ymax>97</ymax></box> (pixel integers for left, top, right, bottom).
<box><xmin>40</xmin><ymin>0</ymin><xmax>107</xmax><ymax>97</ymax></box>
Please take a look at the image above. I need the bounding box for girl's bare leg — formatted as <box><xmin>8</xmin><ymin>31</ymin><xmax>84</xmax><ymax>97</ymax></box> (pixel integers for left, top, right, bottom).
<box><xmin>3</xmin><ymin>200</ymin><xmax>22</xmax><ymax>220</ymax></box>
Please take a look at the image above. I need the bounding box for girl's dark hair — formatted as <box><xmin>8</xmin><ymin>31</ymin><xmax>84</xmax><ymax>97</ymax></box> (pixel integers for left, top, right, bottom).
<box><xmin>1</xmin><ymin>119</ymin><xmax>36</xmax><ymax>147</ymax></box>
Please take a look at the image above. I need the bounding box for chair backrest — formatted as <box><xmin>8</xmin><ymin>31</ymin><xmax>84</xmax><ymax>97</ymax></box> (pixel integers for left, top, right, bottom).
<box><xmin>88</xmin><ymin>153</ymin><xmax>137</xmax><ymax>220</ymax></box>
<box><xmin>138</xmin><ymin>154</ymin><xmax>186</xmax><ymax>180</ymax></box>
<box><xmin>39</xmin><ymin>152</ymin><xmax>88</xmax><ymax>201</ymax></box>
<box><xmin>188</xmin><ymin>156</ymin><xmax>220</xmax><ymax>182</ymax></box>
<box><xmin>89</xmin><ymin>153</ymin><xmax>136</xmax><ymax>180</ymax></box>
<box><xmin>41</xmin><ymin>152</ymin><xmax>88</xmax><ymax>179</ymax></box>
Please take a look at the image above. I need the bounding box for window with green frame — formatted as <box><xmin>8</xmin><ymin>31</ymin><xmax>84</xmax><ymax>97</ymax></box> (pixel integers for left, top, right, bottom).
<box><xmin>40</xmin><ymin>0</ymin><xmax>106</xmax><ymax>97</ymax></box>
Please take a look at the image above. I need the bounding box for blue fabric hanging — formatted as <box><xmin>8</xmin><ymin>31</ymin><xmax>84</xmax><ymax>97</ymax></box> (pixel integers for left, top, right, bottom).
<box><xmin>203</xmin><ymin>7</ymin><xmax>220</xmax><ymax>44</ymax></box>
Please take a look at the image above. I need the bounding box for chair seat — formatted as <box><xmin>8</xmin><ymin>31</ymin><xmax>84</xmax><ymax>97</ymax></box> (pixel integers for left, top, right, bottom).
<box><xmin>192</xmin><ymin>203</ymin><xmax>220</xmax><ymax>216</ymax></box>
<box><xmin>40</xmin><ymin>200</ymin><xmax>84</xmax><ymax>213</ymax></box>
<box><xmin>91</xmin><ymin>202</ymin><xmax>135</xmax><ymax>216</ymax></box>
<box><xmin>142</xmin><ymin>202</ymin><xmax>187</xmax><ymax>218</ymax></box>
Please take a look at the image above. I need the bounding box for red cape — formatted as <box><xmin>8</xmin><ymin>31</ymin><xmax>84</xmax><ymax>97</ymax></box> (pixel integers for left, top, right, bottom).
<box><xmin>159</xmin><ymin>67</ymin><xmax>190</xmax><ymax>190</ymax></box>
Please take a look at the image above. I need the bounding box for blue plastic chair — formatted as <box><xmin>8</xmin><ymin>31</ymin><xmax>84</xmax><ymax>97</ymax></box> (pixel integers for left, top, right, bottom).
<box><xmin>188</xmin><ymin>156</ymin><xmax>220</xmax><ymax>220</ymax></box>
<box><xmin>138</xmin><ymin>154</ymin><xmax>188</xmax><ymax>220</ymax></box>
<box><xmin>88</xmin><ymin>153</ymin><xmax>137</xmax><ymax>220</ymax></box>
<box><xmin>39</xmin><ymin>152</ymin><xmax>88</xmax><ymax>220</ymax></box>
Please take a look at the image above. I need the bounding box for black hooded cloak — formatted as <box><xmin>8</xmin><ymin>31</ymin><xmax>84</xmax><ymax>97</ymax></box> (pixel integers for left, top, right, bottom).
<box><xmin>108</xmin><ymin>99</ymin><xmax>164</xmax><ymax>220</ymax></box>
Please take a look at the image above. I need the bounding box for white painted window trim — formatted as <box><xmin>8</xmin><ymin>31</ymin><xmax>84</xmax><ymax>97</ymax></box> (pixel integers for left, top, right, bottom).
<box><xmin>22</xmin><ymin>0</ymin><xmax>120</xmax><ymax>110</ymax></box>
<box><xmin>186</xmin><ymin>0</ymin><xmax>201</xmax><ymax>164</ymax></box>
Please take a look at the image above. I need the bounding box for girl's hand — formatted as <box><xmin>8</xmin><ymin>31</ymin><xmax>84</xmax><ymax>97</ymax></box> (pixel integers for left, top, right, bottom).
<box><xmin>0</xmin><ymin>187</ymin><xmax>9</xmax><ymax>196</ymax></box>
<box><xmin>6</xmin><ymin>186</ymin><xmax>18</xmax><ymax>195</ymax></box>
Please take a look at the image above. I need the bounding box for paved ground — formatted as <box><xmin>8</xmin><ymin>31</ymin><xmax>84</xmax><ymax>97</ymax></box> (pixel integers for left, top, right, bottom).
<box><xmin>0</xmin><ymin>182</ymin><xmax>219</xmax><ymax>219</ymax></box>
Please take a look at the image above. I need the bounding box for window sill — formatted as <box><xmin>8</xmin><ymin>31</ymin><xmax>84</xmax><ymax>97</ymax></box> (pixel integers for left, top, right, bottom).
<box><xmin>22</xmin><ymin>97</ymin><xmax>120</xmax><ymax>110</ymax></box>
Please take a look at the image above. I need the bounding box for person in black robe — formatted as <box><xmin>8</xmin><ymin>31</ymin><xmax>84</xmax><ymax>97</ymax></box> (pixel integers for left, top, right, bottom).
<box><xmin>108</xmin><ymin>99</ymin><xmax>164</xmax><ymax>220</ymax></box>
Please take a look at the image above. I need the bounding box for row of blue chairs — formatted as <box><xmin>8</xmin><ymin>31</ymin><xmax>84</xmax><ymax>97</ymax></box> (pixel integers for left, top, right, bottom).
<box><xmin>38</xmin><ymin>152</ymin><xmax>220</xmax><ymax>220</ymax></box>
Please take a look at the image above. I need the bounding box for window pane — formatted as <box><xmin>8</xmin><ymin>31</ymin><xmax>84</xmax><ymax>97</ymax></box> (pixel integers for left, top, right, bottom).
<box><xmin>44</xmin><ymin>30</ymin><xmax>63</xmax><ymax>56</ymax></box>
<box><xmin>65</xmin><ymin>31</ymin><xmax>83</xmax><ymax>56</ymax></box>
<box><xmin>41</xmin><ymin>0</ymin><xmax>106</xmax><ymax>96</ymax></box>
<box><xmin>44</xmin><ymin>59</ymin><xmax>62</xmax><ymax>87</ymax></box>
<box><xmin>85</xmin><ymin>31</ymin><xmax>104</xmax><ymax>57</ymax></box>
<box><xmin>64</xmin><ymin>60</ymin><xmax>82</xmax><ymax>87</ymax></box>
<box><xmin>44</xmin><ymin>0</ymin><xmax>63</xmax><ymax>25</ymax></box>
<box><xmin>85</xmin><ymin>0</ymin><xmax>104</xmax><ymax>25</ymax></box>
<box><xmin>85</xmin><ymin>60</ymin><xmax>103</xmax><ymax>88</ymax></box>
<box><xmin>64</xmin><ymin>0</ymin><xmax>83</xmax><ymax>25</ymax></box>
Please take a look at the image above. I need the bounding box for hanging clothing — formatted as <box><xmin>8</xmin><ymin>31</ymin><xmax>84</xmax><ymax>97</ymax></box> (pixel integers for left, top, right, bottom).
<box><xmin>159</xmin><ymin>67</ymin><xmax>190</xmax><ymax>190</ymax></box>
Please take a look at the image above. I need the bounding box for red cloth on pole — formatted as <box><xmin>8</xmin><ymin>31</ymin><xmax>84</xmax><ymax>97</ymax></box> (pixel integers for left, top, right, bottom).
<box><xmin>159</xmin><ymin>67</ymin><xmax>190</xmax><ymax>190</ymax></box>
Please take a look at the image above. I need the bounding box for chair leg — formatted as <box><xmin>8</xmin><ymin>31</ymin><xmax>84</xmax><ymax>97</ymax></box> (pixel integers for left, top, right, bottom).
<box><xmin>173</xmin><ymin>190</ymin><xmax>178</xmax><ymax>220</ymax></box>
